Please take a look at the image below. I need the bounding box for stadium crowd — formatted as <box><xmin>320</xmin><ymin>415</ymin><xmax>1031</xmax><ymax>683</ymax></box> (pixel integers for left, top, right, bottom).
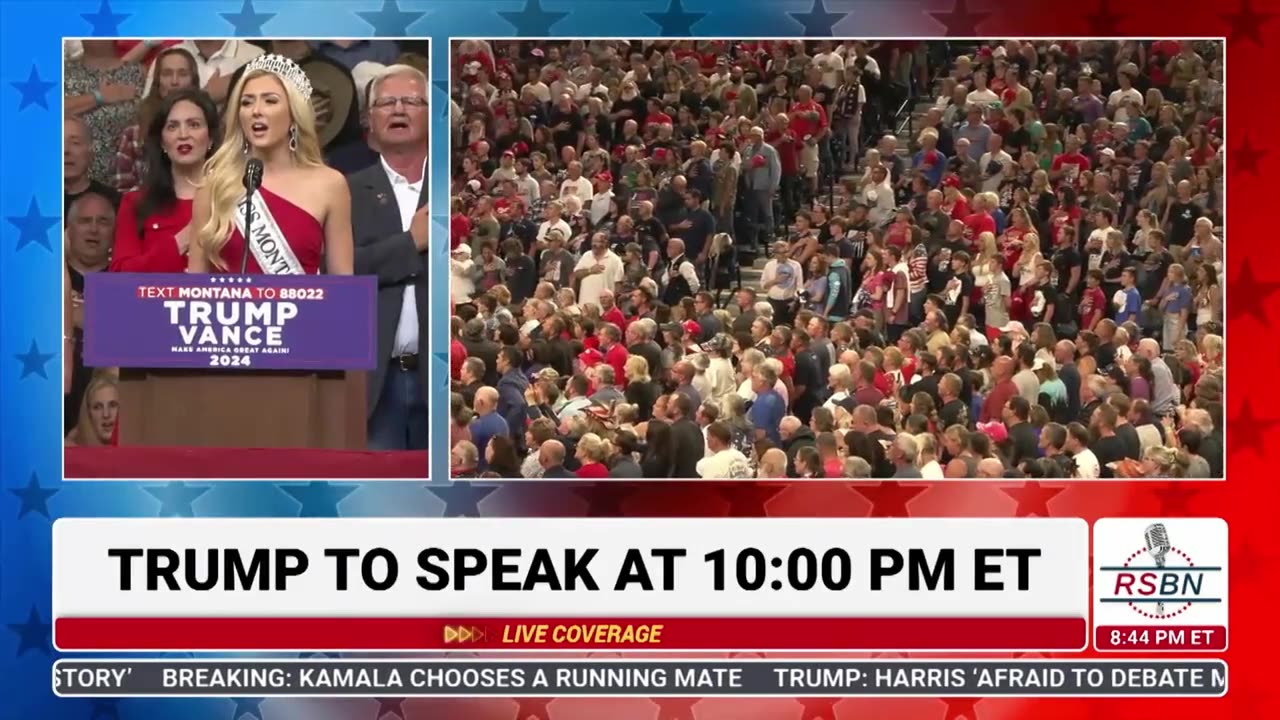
<box><xmin>62</xmin><ymin>39</ymin><xmax>429</xmax><ymax>450</ymax></box>
<box><xmin>448</xmin><ymin>39</ymin><xmax>1225</xmax><ymax>480</ymax></box>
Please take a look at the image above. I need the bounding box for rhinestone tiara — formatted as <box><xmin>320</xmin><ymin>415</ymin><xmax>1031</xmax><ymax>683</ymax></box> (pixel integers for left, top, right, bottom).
<box><xmin>243</xmin><ymin>53</ymin><xmax>313</xmax><ymax>101</ymax></box>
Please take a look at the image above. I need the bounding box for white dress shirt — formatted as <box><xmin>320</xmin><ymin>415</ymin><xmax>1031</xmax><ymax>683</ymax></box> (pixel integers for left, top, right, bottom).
<box><xmin>146</xmin><ymin>40</ymin><xmax>263</xmax><ymax>94</ymax></box>
<box><xmin>383</xmin><ymin>156</ymin><xmax>426</xmax><ymax>357</ymax></box>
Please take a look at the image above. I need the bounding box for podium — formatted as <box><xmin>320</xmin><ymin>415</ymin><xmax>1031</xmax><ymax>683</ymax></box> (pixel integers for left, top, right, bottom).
<box><xmin>84</xmin><ymin>273</ymin><xmax>378</xmax><ymax>450</ymax></box>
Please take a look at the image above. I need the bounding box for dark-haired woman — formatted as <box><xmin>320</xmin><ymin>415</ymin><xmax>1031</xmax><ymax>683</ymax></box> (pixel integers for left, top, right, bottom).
<box><xmin>112</xmin><ymin>47</ymin><xmax>199</xmax><ymax>193</ymax></box>
<box><xmin>110</xmin><ymin>88</ymin><xmax>218</xmax><ymax>273</ymax></box>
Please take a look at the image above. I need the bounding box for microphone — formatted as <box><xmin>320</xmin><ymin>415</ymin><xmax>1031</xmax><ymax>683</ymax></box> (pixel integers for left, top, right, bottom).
<box><xmin>240</xmin><ymin>159</ymin><xmax>265</xmax><ymax>273</ymax></box>
<box><xmin>1144</xmin><ymin>523</ymin><xmax>1171</xmax><ymax>615</ymax></box>
<box><xmin>243</xmin><ymin>158</ymin><xmax>264</xmax><ymax>191</ymax></box>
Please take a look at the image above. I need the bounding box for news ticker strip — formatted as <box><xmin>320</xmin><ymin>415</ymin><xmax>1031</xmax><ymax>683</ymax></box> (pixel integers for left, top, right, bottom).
<box><xmin>53</xmin><ymin>659</ymin><xmax>1227</xmax><ymax>698</ymax></box>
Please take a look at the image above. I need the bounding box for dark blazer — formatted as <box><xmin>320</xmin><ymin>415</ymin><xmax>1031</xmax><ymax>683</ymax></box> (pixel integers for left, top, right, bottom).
<box><xmin>670</xmin><ymin>418</ymin><xmax>705</xmax><ymax>478</ymax></box>
<box><xmin>461</xmin><ymin>335</ymin><xmax>501</xmax><ymax>385</ymax></box>
<box><xmin>348</xmin><ymin>160</ymin><xmax>428</xmax><ymax>417</ymax></box>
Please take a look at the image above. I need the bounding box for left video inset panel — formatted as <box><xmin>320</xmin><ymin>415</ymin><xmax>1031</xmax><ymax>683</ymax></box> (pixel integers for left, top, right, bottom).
<box><xmin>62</xmin><ymin>38</ymin><xmax>429</xmax><ymax>480</ymax></box>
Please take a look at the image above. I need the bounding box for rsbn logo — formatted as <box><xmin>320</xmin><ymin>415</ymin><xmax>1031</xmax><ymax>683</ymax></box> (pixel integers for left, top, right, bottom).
<box><xmin>1098</xmin><ymin>523</ymin><xmax>1223</xmax><ymax>620</ymax></box>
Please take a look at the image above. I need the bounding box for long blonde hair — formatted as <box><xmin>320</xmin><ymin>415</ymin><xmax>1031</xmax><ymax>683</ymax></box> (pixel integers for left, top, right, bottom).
<box><xmin>198</xmin><ymin>68</ymin><xmax>325</xmax><ymax>269</ymax></box>
<box><xmin>71</xmin><ymin>373</ymin><xmax>118</xmax><ymax>447</ymax></box>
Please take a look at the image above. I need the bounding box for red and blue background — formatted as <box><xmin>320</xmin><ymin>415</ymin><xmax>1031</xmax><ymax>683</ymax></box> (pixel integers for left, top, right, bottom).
<box><xmin>1</xmin><ymin>0</ymin><xmax>1275</xmax><ymax>718</ymax></box>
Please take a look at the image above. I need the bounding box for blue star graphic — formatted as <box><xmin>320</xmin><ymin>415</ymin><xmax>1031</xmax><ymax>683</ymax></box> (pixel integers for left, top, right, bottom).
<box><xmin>427</xmin><ymin>482</ymin><xmax>496</xmax><ymax>517</ymax></box>
<box><xmin>645</xmin><ymin>0</ymin><xmax>706</xmax><ymax>35</ymax></box>
<box><xmin>14</xmin><ymin>339</ymin><xmax>54</xmax><ymax>380</ymax></box>
<box><xmin>499</xmin><ymin>0</ymin><xmax>568</xmax><ymax>36</ymax></box>
<box><xmin>81</xmin><ymin>0</ymin><xmax>129</xmax><ymax>35</ymax></box>
<box><xmin>376</xmin><ymin>698</ymin><xmax>405</xmax><ymax>719</ymax></box>
<box><xmin>232</xmin><ymin>698</ymin><xmax>263</xmax><ymax>720</ymax></box>
<box><xmin>221</xmin><ymin>0</ymin><xmax>276</xmax><ymax>36</ymax></box>
<box><xmin>8</xmin><ymin>197</ymin><xmax>58</xmax><ymax>252</ymax></box>
<box><xmin>280</xmin><ymin>481</ymin><xmax>357</xmax><ymax>517</ymax></box>
<box><xmin>431</xmin><ymin>352</ymin><xmax>451</xmax><ymax>391</ymax></box>
<box><xmin>90</xmin><ymin>698</ymin><xmax>121</xmax><ymax>720</ymax></box>
<box><xmin>431</xmin><ymin>79</ymin><xmax>451</xmax><ymax>121</ymax></box>
<box><xmin>144</xmin><ymin>482</ymin><xmax>212</xmax><ymax>517</ymax></box>
<box><xmin>7</xmin><ymin>606</ymin><xmax>51</xmax><ymax>657</ymax></box>
<box><xmin>10</xmin><ymin>472</ymin><xmax>58</xmax><ymax>520</ymax></box>
<box><xmin>356</xmin><ymin>1</ymin><xmax>428</xmax><ymax>35</ymax></box>
<box><xmin>789</xmin><ymin>0</ymin><xmax>847</xmax><ymax>36</ymax></box>
<box><xmin>10</xmin><ymin>65</ymin><xmax>55</xmax><ymax>111</ymax></box>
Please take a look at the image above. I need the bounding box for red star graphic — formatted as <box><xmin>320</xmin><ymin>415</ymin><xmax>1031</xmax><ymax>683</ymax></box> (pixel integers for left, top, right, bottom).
<box><xmin>1001</xmin><ymin>482</ymin><xmax>1064</xmax><ymax>517</ymax></box>
<box><xmin>944</xmin><ymin>697</ymin><xmax>982</xmax><ymax>720</ymax></box>
<box><xmin>1230</xmin><ymin>538</ymin><xmax>1279</xmax><ymax>586</ymax></box>
<box><xmin>1221</xmin><ymin>0</ymin><xmax>1273</xmax><ymax>46</ymax></box>
<box><xmin>1085</xmin><ymin>3</ymin><xmax>1124</xmax><ymax>35</ymax></box>
<box><xmin>1085</xmin><ymin>699</ymin><xmax>1126</xmax><ymax>720</ymax></box>
<box><xmin>1152</xmin><ymin>483</ymin><xmax>1199</xmax><ymax>515</ymax></box>
<box><xmin>929</xmin><ymin>0</ymin><xmax>991</xmax><ymax>36</ymax></box>
<box><xmin>1230</xmin><ymin>397</ymin><xmax>1280</xmax><ymax>458</ymax></box>
<box><xmin>718</xmin><ymin>482</ymin><xmax>786</xmax><ymax>517</ymax></box>
<box><xmin>652</xmin><ymin>698</ymin><xmax>700</xmax><ymax>720</ymax></box>
<box><xmin>1229</xmin><ymin>679</ymin><xmax>1273</xmax><ymax>718</ymax></box>
<box><xmin>514</xmin><ymin>697</ymin><xmax>552</xmax><ymax>720</ymax></box>
<box><xmin>1232</xmin><ymin>134</ymin><xmax>1268</xmax><ymax>176</ymax></box>
<box><xmin>797</xmin><ymin>698</ymin><xmax>839</xmax><ymax>720</ymax></box>
<box><xmin>572</xmin><ymin>483</ymin><xmax>637</xmax><ymax>517</ymax></box>
<box><xmin>852</xmin><ymin>482</ymin><xmax>928</xmax><ymax>517</ymax></box>
<box><xmin>1225</xmin><ymin>262</ymin><xmax>1280</xmax><ymax>324</ymax></box>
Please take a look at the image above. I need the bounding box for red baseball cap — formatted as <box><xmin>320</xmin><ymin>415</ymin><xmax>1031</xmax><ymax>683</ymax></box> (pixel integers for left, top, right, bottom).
<box><xmin>943</xmin><ymin>175</ymin><xmax>961</xmax><ymax>189</ymax></box>
<box><xmin>924</xmin><ymin>150</ymin><xmax>940</xmax><ymax>165</ymax></box>
<box><xmin>976</xmin><ymin>420</ymin><xmax>1008</xmax><ymax>443</ymax></box>
<box><xmin>683</xmin><ymin>320</ymin><xmax>702</xmax><ymax>338</ymax></box>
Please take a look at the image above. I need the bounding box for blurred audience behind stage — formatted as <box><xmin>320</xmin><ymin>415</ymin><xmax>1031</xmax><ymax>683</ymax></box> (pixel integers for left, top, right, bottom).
<box><xmin>63</xmin><ymin>39</ymin><xmax>430</xmax><ymax>450</ymax></box>
<box><xmin>447</xmin><ymin>39</ymin><xmax>1224</xmax><ymax>481</ymax></box>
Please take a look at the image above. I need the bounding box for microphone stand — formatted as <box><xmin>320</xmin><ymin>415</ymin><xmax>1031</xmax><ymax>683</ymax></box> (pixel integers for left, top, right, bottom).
<box><xmin>240</xmin><ymin>182</ymin><xmax>255</xmax><ymax>274</ymax></box>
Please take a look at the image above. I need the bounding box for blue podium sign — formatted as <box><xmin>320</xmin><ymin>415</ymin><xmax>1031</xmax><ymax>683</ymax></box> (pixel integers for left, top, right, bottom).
<box><xmin>83</xmin><ymin>273</ymin><xmax>377</xmax><ymax>371</ymax></box>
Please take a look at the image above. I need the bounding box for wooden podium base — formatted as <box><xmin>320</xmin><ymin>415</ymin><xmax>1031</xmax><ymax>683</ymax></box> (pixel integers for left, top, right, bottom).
<box><xmin>117</xmin><ymin>368</ymin><xmax>367</xmax><ymax>450</ymax></box>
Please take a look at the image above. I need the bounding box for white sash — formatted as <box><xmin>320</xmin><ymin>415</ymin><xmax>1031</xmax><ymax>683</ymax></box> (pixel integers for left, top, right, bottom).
<box><xmin>232</xmin><ymin>191</ymin><xmax>307</xmax><ymax>275</ymax></box>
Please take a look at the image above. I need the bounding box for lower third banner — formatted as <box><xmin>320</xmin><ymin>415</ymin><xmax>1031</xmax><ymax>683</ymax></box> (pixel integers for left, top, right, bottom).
<box><xmin>52</xmin><ymin>659</ymin><xmax>1227</xmax><ymax>698</ymax></box>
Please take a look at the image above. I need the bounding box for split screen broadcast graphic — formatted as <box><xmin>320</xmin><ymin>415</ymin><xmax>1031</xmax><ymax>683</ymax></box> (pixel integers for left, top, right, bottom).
<box><xmin>55</xmin><ymin>35</ymin><xmax>1229</xmax><ymax>700</ymax></box>
<box><xmin>64</xmin><ymin>37</ymin><xmax>428</xmax><ymax>474</ymax></box>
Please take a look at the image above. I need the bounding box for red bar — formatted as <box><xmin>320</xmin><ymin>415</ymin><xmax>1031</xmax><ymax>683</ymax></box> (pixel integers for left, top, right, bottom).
<box><xmin>56</xmin><ymin>617</ymin><xmax>1086</xmax><ymax>652</ymax></box>
<box><xmin>1095</xmin><ymin>625</ymin><xmax>1226</xmax><ymax>651</ymax></box>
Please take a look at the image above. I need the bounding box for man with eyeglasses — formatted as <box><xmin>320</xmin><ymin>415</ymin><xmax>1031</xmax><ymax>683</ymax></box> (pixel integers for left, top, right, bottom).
<box><xmin>348</xmin><ymin>64</ymin><xmax>430</xmax><ymax>451</ymax></box>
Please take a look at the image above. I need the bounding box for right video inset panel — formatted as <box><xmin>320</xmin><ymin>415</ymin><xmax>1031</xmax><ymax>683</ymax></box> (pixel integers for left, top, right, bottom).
<box><xmin>445</xmin><ymin>39</ymin><xmax>1224</xmax><ymax>481</ymax></box>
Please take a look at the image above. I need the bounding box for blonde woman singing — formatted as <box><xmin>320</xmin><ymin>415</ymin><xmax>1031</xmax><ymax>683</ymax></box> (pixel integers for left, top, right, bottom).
<box><xmin>189</xmin><ymin>54</ymin><xmax>352</xmax><ymax>275</ymax></box>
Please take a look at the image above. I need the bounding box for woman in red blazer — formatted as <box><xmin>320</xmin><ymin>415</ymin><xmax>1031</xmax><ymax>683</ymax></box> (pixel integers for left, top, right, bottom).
<box><xmin>110</xmin><ymin>87</ymin><xmax>219</xmax><ymax>273</ymax></box>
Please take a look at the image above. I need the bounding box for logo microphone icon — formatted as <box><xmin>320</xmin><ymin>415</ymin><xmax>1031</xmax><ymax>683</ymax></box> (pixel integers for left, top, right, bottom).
<box><xmin>1144</xmin><ymin>523</ymin><xmax>1171</xmax><ymax>615</ymax></box>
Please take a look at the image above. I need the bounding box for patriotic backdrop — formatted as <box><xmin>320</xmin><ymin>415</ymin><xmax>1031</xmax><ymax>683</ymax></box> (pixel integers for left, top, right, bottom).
<box><xmin>1</xmin><ymin>0</ymin><xmax>1275</xmax><ymax>718</ymax></box>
